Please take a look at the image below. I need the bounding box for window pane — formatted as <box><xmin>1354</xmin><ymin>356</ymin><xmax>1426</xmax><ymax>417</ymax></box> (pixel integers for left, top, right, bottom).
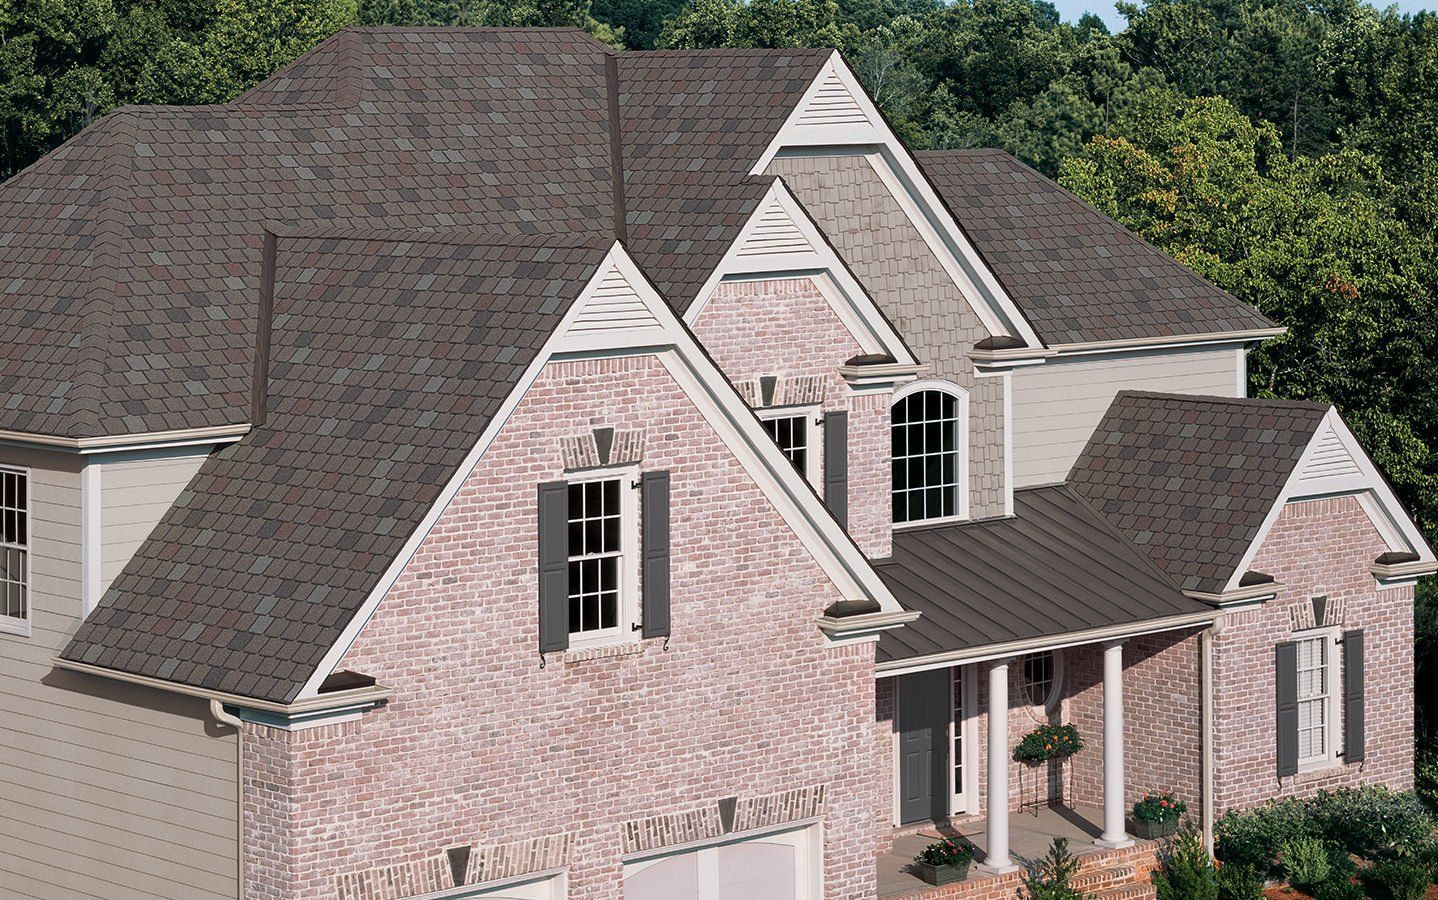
<box><xmin>891</xmin><ymin>392</ymin><xmax>961</xmax><ymax>523</ymax></box>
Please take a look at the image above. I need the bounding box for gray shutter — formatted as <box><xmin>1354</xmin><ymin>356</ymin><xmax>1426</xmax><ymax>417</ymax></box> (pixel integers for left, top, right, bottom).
<box><xmin>1275</xmin><ymin>641</ymin><xmax>1299</xmax><ymax>777</ymax></box>
<box><xmin>1343</xmin><ymin>629</ymin><xmax>1365</xmax><ymax>763</ymax></box>
<box><xmin>537</xmin><ymin>481</ymin><xmax>569</xmax><ymax>653</ymax></box>
<box><xmin>641</xmin><ymin>470</ymin><xmax>670</xmax><ymax>639</ymax></box>
<box><xmin>823</xmin><ymin>411</ymin><xmax>848</xmax><ymax>527</ymax></box>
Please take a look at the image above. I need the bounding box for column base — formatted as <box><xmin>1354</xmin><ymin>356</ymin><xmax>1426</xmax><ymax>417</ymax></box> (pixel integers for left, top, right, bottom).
<box><xmin>1094</xmin><ymin>836</ymin><xmax>1135</xmax><ymax>850</ymax></box>
<box><xmin>977</xmin><ymin>860</ymin><xmax>1021</xmax><ymax>875</ymax></box>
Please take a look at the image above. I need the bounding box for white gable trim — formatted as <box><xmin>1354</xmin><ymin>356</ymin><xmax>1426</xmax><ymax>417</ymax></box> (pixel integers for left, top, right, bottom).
<box><xmin>1222</xmin><ymin>407</ymin><xmax>1435</xmax><ymax>592</ymax></box>
<box><xmin>751</xmin><ymin>52</ymin><xmax>1043</xmax><ymax>349</ymax></box>
<box><xmin>685</xmin><ymin>179</ymin><xmax>917</xmax><ymax>366</ymax></box>
<box><xmin>294</xmin><ymin>242</ymin><xmax>907</xmax><ymax>701</ymax></box>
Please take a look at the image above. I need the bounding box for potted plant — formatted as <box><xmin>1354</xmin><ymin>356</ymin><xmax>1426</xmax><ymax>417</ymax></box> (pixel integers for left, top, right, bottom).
<box><xmin>1013</xmin><ymin>723</ymin><xmax>1085</xmax><ymax>764</ymax></box>
<box><xmin>913</xmin><ymin>836</ymin><xmax>974</xmax><ymax>885</ymax></box>
<box><xmin>1132</xmin><ymin>791</ymin><xmax>1187</xmax><ymax>839</ymax></box>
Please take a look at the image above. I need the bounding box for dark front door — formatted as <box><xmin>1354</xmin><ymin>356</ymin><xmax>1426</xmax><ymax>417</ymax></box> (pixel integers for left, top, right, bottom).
<box><xmin>898</xmin><ymin>668</ymin><xmax>950</xmax><ymax>824</ymax></box>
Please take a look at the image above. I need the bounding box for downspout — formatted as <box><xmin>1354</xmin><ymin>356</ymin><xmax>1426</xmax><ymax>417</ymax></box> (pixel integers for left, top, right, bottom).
<box><xmin>210</xmin><ymin>700</ymin><xmax>244</xmax><ymax>900</ymax></box>
<box><xmin>1200</xmin><ymin>615</ymin><xmax>1223</xmax><ymax>853</ymax></box>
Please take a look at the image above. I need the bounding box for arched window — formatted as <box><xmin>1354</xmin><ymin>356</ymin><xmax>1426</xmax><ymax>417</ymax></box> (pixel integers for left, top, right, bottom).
<box><xmin>1023</xmin><ymin>650</ymin><xmax>1063</xmax><ymax>711</ymax></box>
<box><xmin>891</xmin><ymin>383</ymin><xmax>967</xmax><ymax>524</ymax></box>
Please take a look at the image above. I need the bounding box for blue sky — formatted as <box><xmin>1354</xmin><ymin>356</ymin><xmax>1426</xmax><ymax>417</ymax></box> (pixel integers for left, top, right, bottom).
<box><xmin>1052</xmin><ymin>0</ymin><xmax>1434</xmax><ymax>32</ymax></box>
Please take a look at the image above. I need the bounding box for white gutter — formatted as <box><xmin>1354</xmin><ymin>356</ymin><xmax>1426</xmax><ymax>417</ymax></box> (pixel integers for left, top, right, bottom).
<box><xmin>0</xmin><ymin>422</ymin><xmax>250</xmax><ymax>453</ymax></box>
<box><xmin>208</xmin><ymin>700</ymin><xmax>245</xmax><ymax>900</ymax></box>
<box><xmin>874</xmin><ymin>609</ymin><xmax>1220</xmax><ymax>678</ymax></box>
<box><xmin>971</xmin><ymin>327</ymin><xmax>1287</xmax><ymax>370</ymax></box>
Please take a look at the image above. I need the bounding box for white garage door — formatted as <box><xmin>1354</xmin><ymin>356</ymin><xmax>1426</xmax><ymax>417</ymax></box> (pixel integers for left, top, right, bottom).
<box><xmin>622</xmin><ymin>825</ymin><xmax>820</xmax><ymax>900</ymax></box>
<box><xmin>443</xmin><ymin>871</ymin><xmax>565</xmax><ymax>899</ymax></box>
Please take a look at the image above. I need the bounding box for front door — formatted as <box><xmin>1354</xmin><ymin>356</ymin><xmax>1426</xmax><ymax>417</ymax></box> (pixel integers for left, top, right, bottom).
<box><xmin>898</xmin><ymin>668</ymin><xmax>949</xmax><ymax>824</ymax></box>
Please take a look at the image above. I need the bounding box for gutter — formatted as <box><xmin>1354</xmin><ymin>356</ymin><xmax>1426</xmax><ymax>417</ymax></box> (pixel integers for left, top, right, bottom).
<box><xmin>0</xmin><ymin>423</ymin><xmax>250</xmax><ymax>454</ymax></box>
<box><xmin>1369</xmin><ymin>559</ymin><xmax>1438</xmax><ymax>586</ymax></box>
<box><xmin>1182</xmin><ymin>581</ymin><xmax>1282</xmax><ymax>609</ymax></box>
<box><xmin>970</xmin><ymin>327</ymin><xmax>1287</xmax><ymax>370</ymax></box>
<box><xmin>874</xmin><ymin>608</ymin><xmax>1219</xmax><ymax>678</ymax></box>
<box><xmin>208</xmin><ymin>700</ymin><xmax>245</xmax><ymax>900</ymax></box>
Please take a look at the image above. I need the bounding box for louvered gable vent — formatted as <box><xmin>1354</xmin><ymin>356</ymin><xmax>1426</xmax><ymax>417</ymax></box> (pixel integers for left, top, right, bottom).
<box><xmin>569</xmin><ymin>261</ymin><xmax>661</xmax><ymax>334</ymax></box>
<box><xmin>735</xmin><ymin>195</ymin><xmax>815</xmax><ymax>258</ymax></box>
<box><xmin>1297</xmin><ymin>421</ymin><xmax>1362</xmax><ymax>484</ymax></box>
<box><xmin>794</xmin><ymin>67</ymin><xmax>872</xmax><ymax>127</ymax></box>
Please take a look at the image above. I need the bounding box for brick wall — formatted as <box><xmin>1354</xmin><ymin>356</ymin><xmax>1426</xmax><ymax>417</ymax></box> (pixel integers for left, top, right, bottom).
<box><xmin>241</xmin><ymin>354</ymin><xmax>880</xmax><ymax>899</ymax></box>
<box><xmin>691</xmin><ymin>277</ymin><xmax>892</xmax><ymax>558</ymax></box>
<box><xmin>1212</xmin><ymin>495</ymin><xmax>1415</xmax><ymax>813</ymax></box>
<box><xmin>768</xmin><ymin>155</ymin><xmax>1008</xmax><ymax>520</ymax></box>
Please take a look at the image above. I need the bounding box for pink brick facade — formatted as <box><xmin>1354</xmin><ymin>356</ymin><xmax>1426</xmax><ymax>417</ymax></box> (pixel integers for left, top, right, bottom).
<box><xmin>1211</xmin><ymin>495</ymin><xmax>1416</xmax><ymax>814</ymax></box>
<box><xmin>690</xmin><ymin>276</ymin><xmax>893</xmax><ymax>559</ymax></box>
<box><xmin>240</xmin><ymin>354</ymin><xmax>881</xmax><ymax>899</ymax></box>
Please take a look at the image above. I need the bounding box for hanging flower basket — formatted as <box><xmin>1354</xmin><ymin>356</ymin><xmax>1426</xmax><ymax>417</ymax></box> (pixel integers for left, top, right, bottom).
<box><xmin>1012</xmin><ymin>723</ymin><xmax>1084</xmax><ymax>763</ymax></box>
<box><xmin>1132</xmin><ymin>791</ymin><xmax>1186</xmax><ymax>839</ymax></box>
<box><xmin>913</xmin><ymin>837</ymin><xmax>973</xmax><ymax>885</ymax></box>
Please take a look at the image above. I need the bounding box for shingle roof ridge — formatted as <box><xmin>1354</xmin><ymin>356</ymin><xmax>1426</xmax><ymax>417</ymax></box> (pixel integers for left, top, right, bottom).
<box><xmin>1114</xmin><ymin>390</ymin><xmax>1331</xmax><ymax>413</ymax></box>
<box><xmin>623</xmin><ymin>47</ymin><xmax>834</xmax><ymax>56</ymax></box>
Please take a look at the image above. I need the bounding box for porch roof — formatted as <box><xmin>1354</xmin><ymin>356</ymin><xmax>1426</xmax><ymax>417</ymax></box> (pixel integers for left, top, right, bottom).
<box><xmin>874</xmin><ymin>484</ymin><xmax>1211</xmax><ymax>665</ymax></box>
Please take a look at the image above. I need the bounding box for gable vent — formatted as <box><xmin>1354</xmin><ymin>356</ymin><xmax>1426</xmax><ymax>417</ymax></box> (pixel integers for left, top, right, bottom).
<box><xmin>570</xmin><ymin>262</ymin><xmax>660</xmax><ymax>333</ymax></box>
<box><xmin>736</xmin><ymin>196</ymin><xmax>815</xmax><ymax>257</ymax></box>
<box><xmin>1299</xmin><ymin>422</ymin><xmax>1362</xmax><ymax>483</ymax></box>
<box><xmin>795</xmin><ymin>69</ymin><xmax>871</xmax><ymax>127</ymax></box>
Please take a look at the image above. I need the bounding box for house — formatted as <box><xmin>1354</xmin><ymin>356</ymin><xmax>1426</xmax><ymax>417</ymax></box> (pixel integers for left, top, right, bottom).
<box><xmin>0</xmin><ymin>27</ymin><xmax>1429</xmax><ymax>900</ymax></box>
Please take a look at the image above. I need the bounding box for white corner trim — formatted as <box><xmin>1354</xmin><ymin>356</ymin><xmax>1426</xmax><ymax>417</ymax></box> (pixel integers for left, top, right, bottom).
<box><xmin>293</xmin><ymin>242</ymin><xmax>905</xmax><ymax>700</ymax></box>
<box><xmin>1235</xmin><ymin>347</ymin><xmax>1248</xmax><ymax>397</ymax></box>
<box><xmin>1221</xmin><ymin>406</ymin><xmax>1436</xmax><ymax>592</ymax></box>
<box><xmin>749</xmin><ymin>52</ymin><xmax>1042</xmax><ymax>349</ymax></box>
<box><xmin>684</xmin><ymin>178</ymin><xmax>917</xmax><ymax>366</ymax></box>
<box><xmin>80</xmin><ymin>460</ymin><xmax>102</xmax><ymax>618</ymax></box>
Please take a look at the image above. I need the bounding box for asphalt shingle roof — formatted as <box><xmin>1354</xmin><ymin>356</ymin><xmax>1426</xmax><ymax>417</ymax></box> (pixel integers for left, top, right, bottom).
<box><xmin>60</xmin><ymin>232</ymin><xmax>610</xmax><ymax>702</ymax></box>
<box><xmin>914</xmin><ymin>149</ymin><xmax>1276</xmax><ymax>346</ymax></box>
<box><xmin>1068</xmin><ymin>391</ymin><xmax>1329</xmax><ymax>595</ymax></box>
<box><xmin>875</xmin><ymin>484</ymin><xmax>1209</xmax><ymax>664</ymax></box>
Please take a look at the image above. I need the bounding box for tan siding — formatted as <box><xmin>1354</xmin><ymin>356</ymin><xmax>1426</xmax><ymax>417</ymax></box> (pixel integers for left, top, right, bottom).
<box><xmin>0</xmin><ymin>444</ymin><xmax>237</xmax><ymax>900</ymax></box>
<box><xmin>99</xmin><ymin>449</ymin><xmax>209</xmax><ymax>591</ymax></box>
<box><xmin>1011</xmin><ymin>347</ymin><xmax>1241</xmax><ymax>486</ymax></box>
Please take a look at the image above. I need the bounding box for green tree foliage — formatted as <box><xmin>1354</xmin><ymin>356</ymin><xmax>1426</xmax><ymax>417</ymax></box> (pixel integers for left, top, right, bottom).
<box><xmin>358</xmin><ymin>0</ymin><xmax>623</xmax><ymax>44</ymax></box>
<box><xmin>0</xmin><ymin>0</ymin><xmax>357</xmax><ymax>177</ymax></box>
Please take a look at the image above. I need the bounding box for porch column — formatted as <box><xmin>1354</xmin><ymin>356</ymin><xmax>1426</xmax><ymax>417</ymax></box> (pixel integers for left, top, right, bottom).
<box><xmin>979</xmin><ymin>657</ymin><xmax>1019</xmax><ymax>874</ymax></box>
<box><xmin>1097</xmin><ymin>639</ymin><xmax>1134</xmax><ymax>848</ymax></box>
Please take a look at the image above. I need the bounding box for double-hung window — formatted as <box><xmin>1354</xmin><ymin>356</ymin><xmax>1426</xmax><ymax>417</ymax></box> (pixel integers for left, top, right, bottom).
<box><xmin>565</xmin><ymin>471</ymin><xmax>635</xmax><ymax>646</ymax></box>
<box><xmin>1296</xmin><ymin>630</ymin><xmax>1337</xmax><ymax>768</ymax></box>
<box><xmin>0</xmin><ymin>466</ymin><xmax>29</xmax><ymax>636</ymax></box>
<box><xmin>759</xmin><ymin>409</ymin><xmax>815</xmax><ymax>483</ymax></box>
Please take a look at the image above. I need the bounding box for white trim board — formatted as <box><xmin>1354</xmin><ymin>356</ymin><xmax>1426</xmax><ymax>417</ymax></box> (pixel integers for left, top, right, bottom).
<box><xmin>684</xmin><ymin>177</ymin><xmax>917</xmax><ymax>367</ymax></box>
<box><xmin>1221</xmin><ymin>406</ymin><xmax>1436</xmax><ymax>592</ymax></box>
<box><xmin>293</xmin><ymin>242</ymin><xmax>907</xmax><ymax>701</ymax></box>
<box><xmin>751</xmin><ymin>51</ymin><xmax>1042</xmax><ymax>349</ymax></box>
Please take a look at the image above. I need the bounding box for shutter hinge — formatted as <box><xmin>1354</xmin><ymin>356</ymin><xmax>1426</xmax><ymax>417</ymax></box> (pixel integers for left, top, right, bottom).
<box><xmin>630</xmin><ymin>479</ymin><xmax>641</xmax><ymax>491</ymax></box>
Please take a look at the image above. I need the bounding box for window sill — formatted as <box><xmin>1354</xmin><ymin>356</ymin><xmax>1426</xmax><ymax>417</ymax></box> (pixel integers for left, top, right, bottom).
<box><xmin>0</xmin><ymin>617</ymin><xmax>30</xmax><ymax>638</ymax></box>
<box><xmin>1292</xmin><ymin>759</ymin><xmax>1343</xmax><ymax>781</ymax></box>
<box><xmin>561</xmin><ymin>640</ymin><xmax>647</xmax><ymax>665</ymax></box>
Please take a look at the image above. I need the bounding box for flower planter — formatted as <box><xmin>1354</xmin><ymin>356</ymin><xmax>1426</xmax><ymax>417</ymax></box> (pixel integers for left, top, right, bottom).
<box><xmin>915</xmin><ymin>860</ymin><xmax>971</xmax><ymax>885</ymax></box>
<box><xmin>1134</xmin><ymin>818</ymin><xmax>1180</xmax><ymax>840</ymax></box>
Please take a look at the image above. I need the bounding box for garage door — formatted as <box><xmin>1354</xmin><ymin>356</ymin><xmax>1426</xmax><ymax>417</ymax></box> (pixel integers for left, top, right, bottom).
<box><xmin>443</xmin><ymin>871</ymin><xmax>565</xmax><ymax>899</ymax></box>
<box><xmin>622</xmin><ymin>825</ymin><xmax>820</xmax><ymax>900</ymax></box>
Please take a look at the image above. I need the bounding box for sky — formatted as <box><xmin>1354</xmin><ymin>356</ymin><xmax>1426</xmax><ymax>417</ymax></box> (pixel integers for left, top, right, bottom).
<box><xmin>1051</xmin><ymin>0</ymin><xmax>1435</xmax><ymax>32</ymax></box>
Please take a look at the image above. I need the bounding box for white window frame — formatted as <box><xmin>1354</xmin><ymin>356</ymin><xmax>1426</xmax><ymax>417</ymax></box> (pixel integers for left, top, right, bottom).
<box><xmin>950</xmin><ymin>664</ymin><xmax>979</xmax><ymax>816</ymax></box>
<box><xmin>891</xmin><ymin>380</ymin><xmax>970</xmax><ymax>528</ymax></box>
<box><xmin>621</xmin><ymin>821</ymin><xmax>822</xmax><ymax>900</ymax></box>
<box><xmin>0</xmin><ymin>464</ymin><xmax>30</xmax><ymax>638</ymax></box>
<box><xmin>757</xmin><ymin>405</ymin><xmax>820</xmax><ymax>488</ymax></box>
<box><xmin>1296</xmin><ymin>626</ymin><xmax>1341</xmax><ymax>772</ymax></box>
<box><xmin>565</xmin><ymin>464</ymin><xmax>640</xmax><ymax>651</ymax></box>
<box><xmin>1022</xmin><ymin>650</ymin><xmax>1064</xmax><ymax>714</ymax></box>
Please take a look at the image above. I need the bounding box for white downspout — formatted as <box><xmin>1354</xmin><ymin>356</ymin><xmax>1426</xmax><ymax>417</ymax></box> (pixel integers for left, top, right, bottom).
<box><xmin>1200</xmin><ymin>616</ymin><xmax>1223</xmax><ymax>853</ymax></box>
<box><xmin>210</xmin><ymin>700</ymin><xmax>244</xmax><ymax>900</ymax></box>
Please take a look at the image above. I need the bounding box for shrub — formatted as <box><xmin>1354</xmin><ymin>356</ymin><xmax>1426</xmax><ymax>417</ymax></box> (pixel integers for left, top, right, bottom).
<box><xmin>1418</xmin><ymin>746</ymin><xmax>1438</xmax><ymax>816</ymax></box>
<box><xmin>1368</xmin><ymin>856</ymin><xmax>1435</xmax><ymax>900</ymax></box>
<box><xmin>1216</xmin><ymin>861</ymin><xmax>1265</xmax><ymax>900</ymax></box>
<box><xmin>1308</xmin><ymin>787</ymin><xmax>1435</xmax><ymax>860</ymax></box>
<box><xmin>1135</xmin><ymin>791</ymin><xmax>1189</xmax><ymax>823</ymax></box>
<box><xmin>1153</xmin><ymin>820</ymin><xmax>1219</xmax><ymax>900</ymax></box>
<box><xmin>1313</xmin><ymin>878</ymin><xmax>1367</xmax><ymax>900</ymax></box>
<box><xmin>1215</xmin><ymin>798</ymin><xmax>1316</xmax><ymax>874</ymax></box>
<box><xmin>1020</xmin><ymin>837</ymin><xmax>1084</xmax><ymax>900</ymax></box>
<box><xmin>914</xmin><ymin>836</ymin><xmax>973</xmax><ymax>868</ymax></box>
<box><xmin>1013</xmin><ymin>724</ymin><xmax>1084</xmax><ymax>762</ymax></box>
<box><xmin>1278</xmin><ymin>837</ymin><xmax>1333</xmax><ymax>891</ymax></box>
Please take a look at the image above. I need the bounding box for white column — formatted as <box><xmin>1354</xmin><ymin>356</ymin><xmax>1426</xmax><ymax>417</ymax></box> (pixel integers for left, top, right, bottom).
<box><xmin>980</xmin><ymin>657</ymin><xmax>1018</xmax><ymax>873</ymax></box>
<box><xmin>1097</xmin><ymin>639</ymin><xmax>1134</xmax><ymax>848</ymax></box>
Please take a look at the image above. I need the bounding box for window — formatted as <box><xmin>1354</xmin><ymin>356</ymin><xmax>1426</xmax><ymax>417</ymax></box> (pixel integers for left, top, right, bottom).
<box><xmin>1297</xmin><ymin>632</ymin><xmax>1337</xmax><ymax>767</ymax></box>
<box><xmin>566</xmin><ymin>473</ymin><xmax>633</xmax><ymax>645</ymax></box>
<box><xmin>0</xmin><ymin>466</ymin><xmax>28</xmax><ymax>636</ymax></box>
<box><xmin>1023</xmin><ymin>650</ymin><xmax>1063</xmax><ymax>710</ymax></box>
<box><xmin>623</xmin><ymin>825</ymin><xmax>820</xmax><ymax>900</ymax></box>
<box><xmin>891</xmin><ymin>386</ymin><xmax>966</xmax><ymax>524</ymax></box>
<box><xmin>759</xmin><ymin>410</ymin><xmax>814</xmax><ymax>481</ymax></box>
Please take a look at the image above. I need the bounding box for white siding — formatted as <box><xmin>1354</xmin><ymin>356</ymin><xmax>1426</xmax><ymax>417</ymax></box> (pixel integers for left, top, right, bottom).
<box><xmin>1012</xmin><ymin>347</ymin><xmax>1243</xmax><ymax>487</ymax></box>
<box><xmin>99</xmin><ymin>449</ymin><xmax>209</xmax><ymax>592</ymax></box>
<box><xmin>0</xmin><ymin>444</ymin><xmax>237</xmax><ymax>900</ymax></box>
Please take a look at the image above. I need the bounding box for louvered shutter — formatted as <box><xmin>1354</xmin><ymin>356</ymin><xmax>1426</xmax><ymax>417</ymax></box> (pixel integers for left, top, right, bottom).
<box><xmin>537</xmin><ymin>481</ymin><xmax>569</xmax><ymax>653</ymax></box>
<box><xmin>823</xmin><ymin>411</ymin><xmax>848</xmax><ymax>527</ymax></box>
<box><xmin>641</xmin><ymin>471</ymin><xmax>670</xmax><ymax>639</ymax></box>
<box><xmin>1343</xmin><ymin>629</ymin><xmax>1365</xmax><ymax>764</ymax></box>
<box><xmin>1275</xmin><ymin>641</ymin><xmax>1299</xmax><ymax>777</ymax></box>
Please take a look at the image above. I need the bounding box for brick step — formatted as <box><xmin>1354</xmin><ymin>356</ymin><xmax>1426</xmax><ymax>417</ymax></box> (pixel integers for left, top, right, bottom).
<box><xmin>1071</xmin><ymin>864</ymin><xmax>1135</xmax><ymax>891</ymax></box>
<box><xmin>1089</xmin><ymin>881</ymin><xmax>1156</xmax><ymax>900</ymax></box>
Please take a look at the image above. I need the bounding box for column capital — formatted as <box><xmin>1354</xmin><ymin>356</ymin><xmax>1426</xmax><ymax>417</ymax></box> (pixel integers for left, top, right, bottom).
<box><xmin>1101</xmin><ymin>637</ymin><xmax>1127</xmax><ymax>652</ymax></box>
